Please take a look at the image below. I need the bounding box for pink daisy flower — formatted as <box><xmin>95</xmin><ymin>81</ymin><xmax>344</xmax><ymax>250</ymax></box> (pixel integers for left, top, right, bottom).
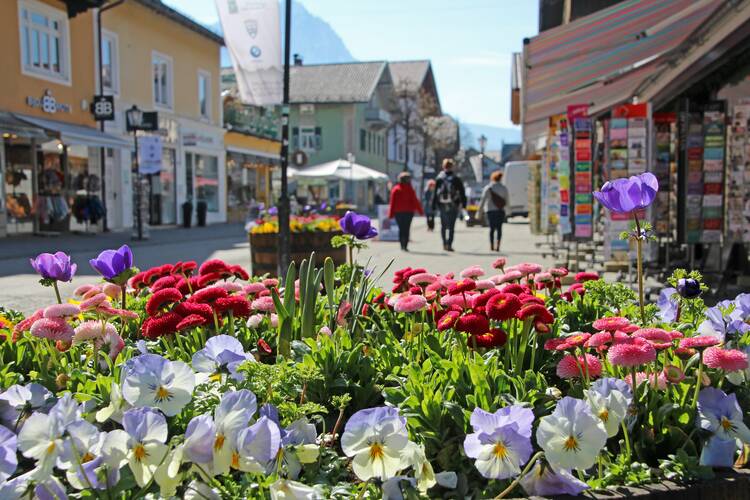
<box><xmin>703</xmin><ymin>347</ymin><xmax>749</xmax><ymax>372</ymax></box>
<box><xmin>80</xmin><ymin>293</ymin><xmax>109</xmax><ymax>311</ymax></box>
<box><xmin>263</xmin><ymin>278</ymin><xmax>280</xmax><ymax>288</ymax></box>
<box><xmin>474</xmin><ymin>279</ymin><xmax>496</xmax><ymax>290</ymax></box>
<box><xmin>669</xmin><ymin>330</ymin><xmax>684</xmax><ymax>340</ymax></box>
<box><xmin>81</xmin><ymin>287</ymin><xmax>104</xmax><ymax>300</ymax></box>
<box><xmin>679</xmin><ymin>336</ymin><xmax>721</xmax><ymax>350</ymax></box>
<box><xmin>584</xmin><ymin>332</ymin><xmax>613</xmax><ymax>348</ymax></box>
<box><xmin>97</xmin><ymin>329</ymin><xmax>125</xmax><ymax>362</ymax></box>
<box><xmin>43</xmin><ymin>303</ymin><xmax>81</xmax><ymax>319</ymax></box>
<box><xmin>73</xmin><ymin>320</ymin><xmax>117</xmax><ymax>344</ymax></box>
<box><xmin>632</xmin><ymin>328</ymin><xmax>673</xmax><ymax>350</ymax></box>
<box><xmin>251</xmin><ymin>296</ymin><xmax>276</xmax><ymax>313</ymax></box>
<box><xmin>243</xmin><ymin>282</ymin><xmax>267</xmax><ymax>295</ymax></box>
<box><xmin>515</xmin><ymin>263</ymin><xmax>543</xmax><ymax>275</ymax></box>
<box><xmin>607</xmin><ymin>338</ymin><xmax>656</xmax><ymax>367</ymax></box>
<box><xmin>408</xmin><ymin>273</ymin><xmax>438</xmax><ymax>286</ymax></box>
<box><xmin>544</xmin><ymin>338</ymin><xmax>569</xmax><ymax>351</ymax></box>
<box><xmin>556</xmin><ymin>354</ymin><xmax>602</xmax><ymax>379</ymax></box>
<box><xmin>549</xmin><ymin>267</ymin><xmax>569</xmax><ymax>278</ymax></box>
<box><xmin>394</xmin><ymin>294</ymin><xmax>428</xmax><ymax>313</ymax></box>
<box><xmin>246</xmin><ymin>314</ymin><xmax>264</xmax><ymax>328</ymax></box>
<box><xmin>216</xmin><ymin>281</ymin><xmax>244</xmax><ymax>293</ymax></box>
<box><xmin>496</xmin><ymin>271</ymin><xmax>524</xmax><ymax>284</ymax></box>
<box><xmin>30</xmin><ymin>317</ymin><xmax>74</xmax><ymax>342</ymax></box>
<box><xmin>592</xmin><ymin>316</ymin><xmax>631</xmax><ymax>332</ymax></box>
<box><xmin>534</xmin><ymin>272</ymin><xmax>554</xmax><ymax>284</ymax></box>
<box><xmin>627</xmin><ymin>371</ymin><xmax>667</xmax><ymax>391</ymax></box>
<box><xmin>491</xmin><ymin>257</ymin><xmax>507</xmax><ymax>270</ymax></box>
<box><xmin>440</xmin><ymin>293</ymin><xmax>472</xmax><ymax>309</ymax></box>
<box><xmin>73</xmin><ymin>284</ymin><xmax>99</xmax><ymax>297</ymax></box>
<box><xmin>97</xmin><ymin>305</ymin><xmax>139</xmax><ymax>320</ymax></box>
<box><xmin>575</xmin><ymin>271</ymin><xmax>599</xmax><ymax>283</ymax></box>
<box><xmin>460</xmin><ymin>266</ymin><xmax>485</xmax><ymax>279</ymax></box>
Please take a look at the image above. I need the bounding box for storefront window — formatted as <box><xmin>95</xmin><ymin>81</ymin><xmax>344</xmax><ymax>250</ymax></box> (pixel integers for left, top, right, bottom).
<box><xmin>195</xmin><ymin>154</ymin><xmax>219</xmax><ymax>212</ymax></box>
<box><xmin>160</xmin><ymin>148</ymin><xmax>176</xmax><ymax>224</ymax></box>
<box><xmin>3</xmin><ymin>141</ymin><xmax>35</xmax><ymax>234</ymax></box>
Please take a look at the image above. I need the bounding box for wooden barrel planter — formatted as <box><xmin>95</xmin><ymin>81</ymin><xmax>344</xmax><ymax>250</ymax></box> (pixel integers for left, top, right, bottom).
<box><xmin>249</xmin><ymin>230</ymin><xmax>347</xmax><ymax>276</ymax></box>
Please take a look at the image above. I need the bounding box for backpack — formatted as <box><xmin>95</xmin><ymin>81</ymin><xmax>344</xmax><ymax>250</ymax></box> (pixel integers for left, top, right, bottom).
<box><xmin>437</xmin><ymin>174</ymin><xmax>461</xmax><ymax>206</ymax></box>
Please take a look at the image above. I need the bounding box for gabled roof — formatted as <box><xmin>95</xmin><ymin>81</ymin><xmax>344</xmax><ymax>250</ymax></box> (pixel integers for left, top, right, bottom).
<box><xmin>389</xmin><ymin>61</ymin><xmax>430</xmax><ymax>91</ymax></box>
<box><xmin>290</xmin><ymin>62</ymin><xmax>389</xmax><ymax>104</ymax></box>
<box><xmin>134</xmin><ymin>0</ymin><xmax>224</xmax><ymax>45</ymax></box>
<box><xmin>523</xmin><ymin>0</ymin><xmax>723</xmax><ymax>129</ymax></box>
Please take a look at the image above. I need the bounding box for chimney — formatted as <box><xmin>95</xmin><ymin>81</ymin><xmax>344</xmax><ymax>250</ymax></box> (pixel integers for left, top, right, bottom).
<box><xmin>293</xmin><ymin>54</ymin><xmax>303</xmax><ymax>66</ymax></box>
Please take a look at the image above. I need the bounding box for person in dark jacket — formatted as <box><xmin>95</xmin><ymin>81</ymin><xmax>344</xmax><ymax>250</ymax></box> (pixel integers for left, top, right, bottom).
<box><xmin>432</xmin><ymin>159</ymin><xmax>467</xmax><ymax>251</ymax></box>
<box><xmin>388</xmin><ymin>172</ymin><xmax>424</xmax><ymax>251</ymax></box>
<box><xmin>423</xmin><ymin>179</ymin><xmax>436</xmax><ymax>231</ymax></box>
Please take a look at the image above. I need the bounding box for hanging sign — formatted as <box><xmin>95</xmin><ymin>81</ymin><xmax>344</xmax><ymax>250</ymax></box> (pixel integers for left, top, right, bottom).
<box><xmin>138</xmin><ymin>136</ymin><xmax>162</xmax><ymax>175</ymax></box>
<box><xmin>91</xmin><ymin>95</ymin><xmax>115</xmax><ymax>121</ymax></box>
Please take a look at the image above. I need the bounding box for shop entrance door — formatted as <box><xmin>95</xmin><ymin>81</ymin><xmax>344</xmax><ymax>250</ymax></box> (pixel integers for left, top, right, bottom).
<box><xmin>3</xmin><ymin>142</ymin><xmax>35</xmax><ymax>234</ymax></box>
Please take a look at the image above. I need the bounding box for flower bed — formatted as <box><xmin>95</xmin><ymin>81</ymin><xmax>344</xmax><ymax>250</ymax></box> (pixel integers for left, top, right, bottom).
<box><xmin>1</xmin><ymin>208</ymin><xmax>750</xmax><ymax>498</ymax></box>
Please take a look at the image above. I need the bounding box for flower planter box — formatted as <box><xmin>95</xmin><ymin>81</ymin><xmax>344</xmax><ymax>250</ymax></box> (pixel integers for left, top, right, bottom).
<box><xmin>517</xmin><ymin>468</ymin><xmax>750</xmax><ymax>500</ymax></box>
<box><xmin>249</xmin><ymin>231</ymin><xmax>346</xmax><ymax>276</ymax></box>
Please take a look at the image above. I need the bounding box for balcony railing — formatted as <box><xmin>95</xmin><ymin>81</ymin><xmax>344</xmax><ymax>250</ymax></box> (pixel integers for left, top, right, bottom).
<box><xmin>224</xmin><ymin>103</ymin><xmax>280</xmax><ymax>140</ymax></box>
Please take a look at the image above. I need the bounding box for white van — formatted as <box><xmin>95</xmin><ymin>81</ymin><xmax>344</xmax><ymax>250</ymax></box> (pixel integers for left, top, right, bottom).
<box><xmin>503</xmin><ymin>161</ymin><xmax>532</xmax><ymax>218</ymax></box>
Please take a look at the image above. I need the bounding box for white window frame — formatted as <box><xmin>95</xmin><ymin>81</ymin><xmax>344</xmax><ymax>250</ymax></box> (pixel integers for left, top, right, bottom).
<box><xmin>101</xmin><ymin>30</ymin><xmax>119</xmax><ymax>95</ymax></box>
<box><xmin>299</xmin><ymin>127</ymin><xmax>316</xmax><ymax>152</ymax></box>
<box><xmin>17</xmin><ymin>0</ymin><xmax>71</xmax><ymax>85</ymax></box>
<box><xmin>152</xmin><ymin>51</ymin><xmax>173</xmax><ymax>110</ymax></box>
<box><xmin>197</xmin><ymin>69</ymin><xmax>211</xmax><ymax>121</ymax></box>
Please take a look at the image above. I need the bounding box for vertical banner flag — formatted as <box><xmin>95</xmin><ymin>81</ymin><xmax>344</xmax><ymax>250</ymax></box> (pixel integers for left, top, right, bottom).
<box><xmin>567</xmin><ymin>104</ymin><xmax>593</xmax><ymax>239</ymax></box>
<box><xmin>216</xmin><ymin>0</ymin><xmax>282</xmax><ymax>105</ymax></box>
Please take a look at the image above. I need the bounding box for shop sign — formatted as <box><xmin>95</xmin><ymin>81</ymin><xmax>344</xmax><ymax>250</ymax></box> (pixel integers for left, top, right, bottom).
<box><xmin>182</xmin><ymin>132</ymin><xmax>215</xmax><ymax>147</ymax></box>
<box><xmin>26</xmin><ymin>90</ymin><xmax>71</xmax><ymax>114</ymax></box>
<box><xmin>91</xmin><ymin>95</ymin><xmax>115</xmax><ymax>121</ymax></box>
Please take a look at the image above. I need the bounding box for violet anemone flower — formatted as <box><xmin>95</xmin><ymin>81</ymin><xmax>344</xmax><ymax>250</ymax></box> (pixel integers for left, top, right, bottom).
<box><xmin>339</xmin><ymin>211</ymin><xmax>378</xmax><ymax>240</ymax></box>
<box><xmin>30</xmin><ymin>252</ymin><xmax>76</xmax><ymax>282</ymax></box>
<box><xmin>89</xmin><ymin>245</ymin><xmax>135</xmax><ymax>284</ymax></box>
<box><xmin>592</xmin><ymin>172</ymin><xmax>658</xmax><ymax>213</ymax></box>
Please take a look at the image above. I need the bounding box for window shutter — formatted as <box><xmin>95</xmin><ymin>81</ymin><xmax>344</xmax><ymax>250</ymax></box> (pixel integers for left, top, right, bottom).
<box><xmin>360</xmin><ymin>129</ymin><xmax>366</xmax><ymax>151</ymax></box>
<box><xmin>292</xmin><ymin>127</ymin><xmax>299</xmax><ymax>150</ymax></box>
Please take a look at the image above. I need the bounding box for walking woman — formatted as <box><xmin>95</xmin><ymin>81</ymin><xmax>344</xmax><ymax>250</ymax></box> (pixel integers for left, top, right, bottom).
<box><xmin>478</xmin><ymin>170</ymin><xmax>509</xmax><ymax>252</ymax></box>
<box><xmin>423</xmin><ymin>179</ymin><xmax>436</xmax><ymax>231</ymax></box>
<box><xmin>388</xmin><ymin>172</ymin><xmax>424</xmax><ymax>251</ymax></box>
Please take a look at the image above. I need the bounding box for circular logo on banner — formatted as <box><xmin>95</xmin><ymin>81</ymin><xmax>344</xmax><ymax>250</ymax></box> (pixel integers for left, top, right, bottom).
<box><xmin>292</xmin><ymin>150</ymin><xmax>307</xmax><ymax>167</ymax></box>
<box><xmin>250</xmin><ymin>46</ymin><xmax>262</xmax><ymax>58</ymax></box>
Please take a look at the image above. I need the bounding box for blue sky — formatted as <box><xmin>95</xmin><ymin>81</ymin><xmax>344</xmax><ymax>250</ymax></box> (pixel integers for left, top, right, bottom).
<box><xmin>164</xmin><ymin>1</ymin><xmax>538</xmax><ymax>129</ymax></box>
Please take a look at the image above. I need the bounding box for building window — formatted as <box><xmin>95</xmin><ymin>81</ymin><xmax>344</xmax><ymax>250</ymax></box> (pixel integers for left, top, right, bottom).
<box><xmin>18</xmin><ymin>0</ymin><xmax>70</xmax><ymax>83</ymax></box>
<box><xmin>300</xmin><ymin>127</ymin><xmax>316</xmax><ymax>152</ymax></box>
<box><xmin>291</xmin><ymin>127</ymin><xmax>299</xmax><ymax>150</ymax></box>
<box><xmin>198</xmin><ymin>70</ymin><xmax>210</xmax><ymax>119</ymax></box>
<box><xmin>192</xmin><ymin>153</ymin><xmax>219</xmax><ymax>212</ymax></box>
<box><xmin>101</xmin><ymin>31</ymin><xmax>118</xmax><ymax>93</ymax></box>
<box><xmin>152</xmin><ymin>52</ymin><xmax>173</xmax><ymax>109</ymax></box>
<box><xmin>359</xmin><ymin>129</ymin><xmax>366</xmax><ymax>151</ymax></box>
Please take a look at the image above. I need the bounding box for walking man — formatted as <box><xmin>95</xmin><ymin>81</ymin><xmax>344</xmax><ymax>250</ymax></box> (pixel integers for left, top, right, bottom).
<box><xmin>432</xmin><ymin>159</ymin><xmax>467</xmax><ymax>252</ymax></box>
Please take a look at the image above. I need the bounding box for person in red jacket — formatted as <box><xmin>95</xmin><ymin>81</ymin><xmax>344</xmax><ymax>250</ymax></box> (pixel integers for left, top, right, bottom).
<box><xmin>388</xmin><ymin>171</ymin><xmax>424</xmax><ymax>251</ymax></box>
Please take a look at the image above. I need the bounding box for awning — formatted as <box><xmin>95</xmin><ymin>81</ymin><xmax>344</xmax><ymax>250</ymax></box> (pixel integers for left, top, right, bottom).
<box><xmin>14</xmin><ymin>114</ymin><xmax>131</xmax><ymax>148</ymax></box>
<box><xmin>0</xmin><ymin>112</ymin><xmax>48</xmax><ymax>140</ymax></box>
<box><xmin>523</xmin><ymin>0</ymin><xmax>723</xmax><ymax>130</ymax></box>
<box><xmin>288</xmin><ymin>159</ymin><xmax>389</xmax><ymax>182</ymax></box>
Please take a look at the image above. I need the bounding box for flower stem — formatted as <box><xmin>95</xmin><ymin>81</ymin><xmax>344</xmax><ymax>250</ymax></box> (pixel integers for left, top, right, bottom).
<box><xmin>121</xmin><ymin>285</ymin><xmax>127</xmax><ymax>311</ymax></box>
<box><xmin>621</xmin><ymin>420</ymin><xmax>632</xmax><ymax>460</ymax></box>
<box><xmin>495</xmin><ymin>451</ymin><xmax>544</xmax><ymax>499</ymax></box>
<box><xmin>52</xmin><ymin>281</ymin><xmax>62</xmax><ymax>304</ymax></box>
<box><xmin>692</xmin><ymin>350</ymin><xmax>704</xmax><ymax>409</ymax></box>
<box><xmin>633</xmin><ymin>214</ymin><xmax>645</xmax><ymax>325</ymax></box>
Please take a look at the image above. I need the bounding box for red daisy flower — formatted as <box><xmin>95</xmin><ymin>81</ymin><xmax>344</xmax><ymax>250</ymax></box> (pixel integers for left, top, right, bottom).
<box><xmin>468</xmin><ymin>328</ymin><xmax>507</xmax><ymax>349</ymax></box>
<box><xmin>679</xmin><ymin>336</ymin><xmax>721</xmax><ymax>350</ymax></box>
<box><xmin>557</xmin><ymin>332</ymin><xmax>591</xmax><ymax>350</ymax></box>
<box><xmin>499</xmin><ymin>283</ymin><xmax>526</xmax><ymax>296</ymax></box>
<box><xmin>173</xmin><ymin>260</ymin><xmax>198</xmax><ymax>276</ymax></box>
<box><xmin>229</xmin><ymin>265</ymin><xmax>249</xmax><ymax>281</ymax></box>
<box><xmin>516</xmin><ymin>303</ymin><xmax>554</xmax><ymax>324</ymax></box>
<box><xmin>518</xmin><ymin>293</ymin><xmax>545</xmax><ymax>306</ymax></box>
<box><xmin>486</xmin><ymin>293</ymin><xmax>521</xmax><ymax>321</ymax></box>
<box><xmin>592</xmin><ymin>316</ymin><xmax>630</xmax><ymax>332</ymax></box>
<box><xmin>215</xmin><ymin>296</ymin><xmax>251</xmax><ymax>318</ymax></box>
<box><xmin>575</xmin><ymin>272</ymin><xmax>599</xmax><ymax>283</ymax></box>
<box><xmin>448</xmin><ymin>279</ymin><xmax>476</xmax><ymax>295</ymax></box>
<box><xmin>632</xmin><ymin>328</ymin><xmax>673</xmax><ymax>349</ymax></box>
<box><xmin>190</xmin><ymin>286</ymin><xmax>228</xmax><ymax>305</ymax></box>
<box><xmin>174</xmin><ymin>301</ymin><xmax>214</xmax><ymax>322</ymax></box>
<box><xmin>703</xmin><ymin>347</ymin><xmax>748</xmax><ymax>372</ymax></box>
<box><xmin>141</xmin><ymin>312</ymin><xmax>182</xmax><ymax>339</ymax></box>
<box><xmin>556</xmin><ymin>354</ymin><xmax>602</xmax><ymax>379</ymax></box>
<box><xmin>544</xmin><ymin>338</ymin><xmax>569</xmax><ymax>351</ymax></box>
<box><xmin>197</xmin><ymin>272</ymin><xmax>222</xmax><ymax>288</ymax></box>
<box><xmin>145</xmin><ymin>288</ymin><xmax>182</xmax><ymax>317</ymax></box>
<box><xmin>150</xmin><ymin>275</ymin><xmax>179</xmax><ymax>293</ymax></box>
<box><xmin>199</xmin><ymin>259</ymin><xmax>230</xmax><ymax>276</ymax></box>
<box><xmin>129</xmin><ymin>271</ymin><xmax>149</xmax><ymax>290</ymax></box>
<box><xmin>258</xmin><ymin>338</ymin><xmax>273</xmax><ymax>355</ymax></box>
<box><xmin>455</xmin><ymin>313</ymin><xmax>490</xmax><ymax>335</ymax></box>
<box><xmin>437</xmin><ymin>310</ymin><xmax>461</xmax><ymax>331</ymax></box>
<box><xmin>675</xmin><ymin>346</ymin><xmax>696</xmax><ymax>359</ymax></box>
<box><xmin>176</xmin><ymin>314</ymin><xmax>208</xmax><ymax>331</ymax></box>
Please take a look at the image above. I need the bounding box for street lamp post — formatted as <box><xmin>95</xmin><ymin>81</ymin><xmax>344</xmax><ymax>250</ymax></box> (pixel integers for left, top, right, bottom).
<box><xmin>126</xmin><ymin>105</ymin><xmax>144</xmax><ymax>241</ymax></box>
<box><xmin>346</xmin><ymin>152</ymin><xmax>355</xmax><ymax>206</ymax></box>
<box><xmin>277</xmin><ymin>0</ymin><xmax>292</xmax><ymax>275</ymax></box>
<box><xmin>478</xmin><ymin>134</ymin><xmax>487</xmax><ymax>154</ymax></box>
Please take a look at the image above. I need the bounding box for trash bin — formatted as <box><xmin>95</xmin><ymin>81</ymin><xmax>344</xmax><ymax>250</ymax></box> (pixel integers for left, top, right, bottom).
<box><xmin>196</xmin><ymin>201</ymin><xmax>207</xmax><ymax>227</ymax></box>
<box><xmin>182</xmin><ymin>202</ymin><xmax>193</xmax><ymax>228</ymax></box>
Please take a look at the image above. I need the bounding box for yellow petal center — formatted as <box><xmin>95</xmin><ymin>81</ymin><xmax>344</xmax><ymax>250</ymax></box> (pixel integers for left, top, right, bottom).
<box><xmin>599</xmin><ymin>409</ymin><xmax>610</xmax><ymax>423</ymax></box>
<box><xmin>134</xmin><ymin>444</ymin><xmax>147</xmax><ymax>462</ymax></box>
<box><xmin>563</xmin><ymin>435</ymin><xmax>580</xmax><ymax>452</ymax></box>
<box><xmin>369</xmin><ymin>442</ymin><xmax>384</xmax><ymax>460</ymax></box>
<box><xmin>493</xmin><ymin>441</ymin><xmax>508</xmax><ymax>459</ymax></box>
<box><xmin>721</xmin><ymin>417</ymin><xmax>733</xmax><ymax>432</ymax></box>
<box><xmin>231</xmin><ymin>451</ymin><xmax>240</xmax><ymax>469</ymax></box>
<box><xmin>154</xmin><ymin>385</ymin><xmax>171</xmax><ymax>402</ymax></box>
<box><xmin>214</xmin><ymin>433</ymin><xmax>225</xmax><ymax>451</ymax></box>
<box><xmin>46</xmin><ymin>442</ymin><xmax>56</xmax><ymax>455</ymax></box>
<box><xmin>81</xmin><ymin>452</ymin><xmax>94</xmax><ymax>463</ymax></box>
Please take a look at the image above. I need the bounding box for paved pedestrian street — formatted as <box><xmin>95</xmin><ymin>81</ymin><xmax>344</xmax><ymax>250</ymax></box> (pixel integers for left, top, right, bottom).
<box><xmin>0</xmin><ymin>217</ymin><xmax>553</xmax><ymax>314</ymax></box>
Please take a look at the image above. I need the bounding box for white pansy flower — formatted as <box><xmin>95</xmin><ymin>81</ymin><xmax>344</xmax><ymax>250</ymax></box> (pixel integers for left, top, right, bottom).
<box><xmin>121</xmin><ymin>354</ymin><xmax>196</xmax><ymax>417</ymax></box>
<box><xmin>341</xmin><ymin>407</ymin><xmax>410</xmax><ymax>481</ymax></box>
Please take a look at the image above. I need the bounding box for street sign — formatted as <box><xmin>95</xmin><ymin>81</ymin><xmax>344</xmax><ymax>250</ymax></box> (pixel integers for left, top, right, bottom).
<box><xmin>91</xmin><ymin>95</ymin><xmax>115</xmax><ymax>121</ymax></box>
<box><xmin>292</xmin><ymin>149</ymin><xmax>307</xmax><ymax>167</ymax></box>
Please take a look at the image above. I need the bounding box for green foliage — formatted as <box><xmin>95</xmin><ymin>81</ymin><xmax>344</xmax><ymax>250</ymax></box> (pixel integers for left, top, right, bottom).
<box><xmin>589</xmin><ymin>455</ymin><xmax>654</xmax><ymax>489</ymax></box>
<box><xmin>659</xmin><ymin>449</ymin><xmax>715</xmax><ymax>482</ymax></box>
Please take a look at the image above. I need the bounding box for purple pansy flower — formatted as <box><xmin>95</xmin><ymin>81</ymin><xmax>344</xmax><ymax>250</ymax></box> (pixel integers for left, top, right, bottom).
<box><xmin>183</xmin><ymin>414</ymin><xmax>217</xmax><ymax>465</ymax></box>
<box><xmin>593</xmin><ymin>172</ymin><xmax>658</xmax><ymax>213</ymax></box>
<box><xmin>339</xmin><ymin>211</ymin><xmax>378</xmax><ymax>239</ymax></box>
<box><xmin>89</xmin><ymin>245</ymin><xmax>134</xmax><ymax>283</ymax></box>
<box><xmin>267</xmin><ymin>206</ymin><xmax>278</xmax><ymax>216</ymax></box>
<box><xmin>697</xmin><ymin>387</ymin><xmax>750</xmax><ymax>442</ymax></box>
<box><xmin>519</xmin><ymin>460</ymin><xmax>589</xmax><ymax>497</ymax></box>
<box><xmin>657</xmin><ymin>287</ymin><xmax>679</xmax><ymax>323</ymax></box>
<box><xmin>463</xmin><ymin>405</ymin><xmax>534</xmax><ymax>480</ymax></box>
<box><xmin>0</xmin><ymin>425</ymin><xmax>17</xmax><ymax>482</ymax></box>
<box><xmin>30</xmin><ymin>252</ymin><xmax>76</xmax><ymax>282</ymax></box>
<box><xmin>191</xmin><ymin>335</ymin><xmax>253</xmax><ymax>381</ymax></box>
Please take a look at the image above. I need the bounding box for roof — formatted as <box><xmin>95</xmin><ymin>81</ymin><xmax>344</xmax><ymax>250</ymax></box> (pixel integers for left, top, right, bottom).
<box><xmin>134</xmin><ymin>0</ymin><xmax>224</xmax><ymax>45</ymax></box>
<box><xmin>389</xmin><ymin>61</ymin><xmax>430</xmax><ymax>91</ymax></box>
<box><xmin>290</xmin><ymin>62</ymin><xmax>389</xmax><ymax>104</ymax></box>
<box><xmin>523</xmin><ymin>0</ymin><xmax>723</xmax><ymax>132</ymax></box>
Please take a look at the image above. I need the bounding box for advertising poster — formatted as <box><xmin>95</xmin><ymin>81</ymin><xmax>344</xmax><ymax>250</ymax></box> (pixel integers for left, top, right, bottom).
<box><xmin>568</xmin><ymin>104</ymin><xmax>593</xmax><ymax>239</ymax></box>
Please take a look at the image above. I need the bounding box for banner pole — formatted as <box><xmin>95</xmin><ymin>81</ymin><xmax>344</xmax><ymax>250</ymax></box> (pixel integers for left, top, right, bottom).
<box><xmin>278</xmin><ymin>0</ymin><xmax>292</xmax><ymax>276</ymax></box>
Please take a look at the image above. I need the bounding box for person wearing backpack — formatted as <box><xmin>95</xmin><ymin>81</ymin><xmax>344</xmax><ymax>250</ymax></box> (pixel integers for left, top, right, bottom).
<box><xmin>432</xmin><ymin>159</ymin><xmax>467</xmax><ymax>251</ymax></box>
<box><xmin>477</xmin><ymin>170</ymin><xmax>509</xmax><ymax>252</ymax></box>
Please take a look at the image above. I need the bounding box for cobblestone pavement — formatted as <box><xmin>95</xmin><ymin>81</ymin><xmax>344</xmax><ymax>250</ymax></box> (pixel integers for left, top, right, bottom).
<box><xmin>0</xmin><ymin>216</ymin><xmax>554</xmax><ymax>314</ymax></box>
